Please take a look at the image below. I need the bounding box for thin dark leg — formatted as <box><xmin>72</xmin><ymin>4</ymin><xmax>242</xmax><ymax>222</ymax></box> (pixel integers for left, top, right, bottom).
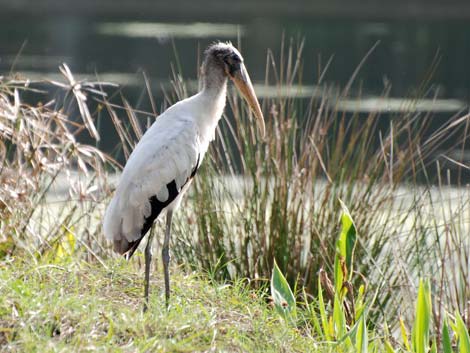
<box><xmin>162</xmin><ymin>210</ymin><xmax>173</xmax><ymax>308</ymax></box>
<box><xmin>143</xmin><ymin>228</ymin><xmax>156</xmax><ymax>312</ymax></box>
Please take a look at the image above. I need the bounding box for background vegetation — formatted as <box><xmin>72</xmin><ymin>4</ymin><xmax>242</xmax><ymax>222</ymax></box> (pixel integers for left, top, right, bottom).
<box><xmin>1</xmin><ymin>41</ymin><xmax>470</xmax><ymax>351</ymax></box>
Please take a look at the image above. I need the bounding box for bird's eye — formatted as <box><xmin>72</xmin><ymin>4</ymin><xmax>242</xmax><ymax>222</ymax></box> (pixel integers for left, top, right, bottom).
<box><xmin>223</xmin><ymin>54</ymin><xmax>241</xmax><ymax>67</ymax></box>
<box><xmin>231</xmin><ymin>54</ymin><xmax>241</xmax><ymax>63</ymax></box>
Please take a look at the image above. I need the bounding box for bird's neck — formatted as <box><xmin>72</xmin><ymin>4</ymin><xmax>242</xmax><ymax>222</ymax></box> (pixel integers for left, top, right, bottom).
<box><xmin>201</xmin><ymin>66</ymin><xmax>228</xmax><ymax>96</ymax></box>
<box><xmin>194</xmin><ymin>69</ymin><xmax>228</xmax><ymax>147</ymax></box>
<box><xmin>200</xmin><ymin>65</ymin><xmax>228</xmax><ymax>120</ymax></box>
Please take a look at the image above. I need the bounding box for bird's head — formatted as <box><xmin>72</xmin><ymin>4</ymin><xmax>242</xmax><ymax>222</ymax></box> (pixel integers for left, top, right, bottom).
<box><xmin>204</xmin><ymin>42</ymin><xmax>265</xmax><ymax>137</ymax></box>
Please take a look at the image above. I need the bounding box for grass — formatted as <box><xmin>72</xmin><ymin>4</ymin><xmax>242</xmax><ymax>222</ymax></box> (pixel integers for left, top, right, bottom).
<box><xmin>169</xmin><ymin>40</ymin><xmax>470</xmax><ymax>329</ymax></box>
<box><xmin>0</xmin><ymin>64</ymin><xmax>113</xmax><ymax>262</ymax></box>
<box><xmin>2</xmin><ymin>206</ymin><xmax>469</xmax><ymax>352</ymax></box>
<box><xmin>0</xmin><ymin>257</ymin><xmax>318</xmax><ymax>352</ymax></box>
<box><xmin>1</xmin><ymin>38</ymin><xmax>470</xmax><ymax>351</ymax></box>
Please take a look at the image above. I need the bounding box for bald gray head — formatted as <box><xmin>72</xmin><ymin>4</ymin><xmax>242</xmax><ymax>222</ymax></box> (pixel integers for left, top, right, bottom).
<box><xmin>201</xmin><ymin>42</ymin><xmax>266</xmax><ymax>137</ymax></box>
<box><xmin>201</xmin><ymin>42</ymin><xmax>244</xmax><ymax>90</ymax></box>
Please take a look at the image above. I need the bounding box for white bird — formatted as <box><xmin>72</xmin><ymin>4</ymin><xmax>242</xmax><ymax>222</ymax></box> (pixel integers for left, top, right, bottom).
<box><xmin>103</xmin><ymin>42</ymin><xmax>265</xmax><ymax>309</ymax></box>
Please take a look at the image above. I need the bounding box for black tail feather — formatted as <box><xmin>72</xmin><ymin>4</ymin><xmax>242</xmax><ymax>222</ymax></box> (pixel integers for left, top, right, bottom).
<box><xmin>116</xmin><ymin>159</ymin><xmax>200</xmax><ymax>259</ymax></box>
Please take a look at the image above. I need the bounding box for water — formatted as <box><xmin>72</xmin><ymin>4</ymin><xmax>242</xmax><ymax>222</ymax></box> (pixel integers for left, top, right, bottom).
<box><xmin>2</xmin><ymin>16</ymin><xmax>469</xmax><ymax>100</ymax></box>
<box><xmin>1</xmin><ymin>13</ymin><xmax>470</xmax><ymax>174</ymax></box>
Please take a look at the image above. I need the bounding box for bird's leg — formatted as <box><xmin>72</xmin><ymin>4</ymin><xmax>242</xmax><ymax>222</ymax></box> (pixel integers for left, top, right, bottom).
<box><xmin>143</xmin><ymin>228</ymin><xmax>156</xmax><ymax>313</ymax></box>
<box><xmin>162</xmin><ymin>210</ymin><xmax>173</xmax><ymax>308</ymax></box>
<box><xmin>149</xmin><ymin>224</ymin><xmax>158</xmax><ymax>272</ymax></box>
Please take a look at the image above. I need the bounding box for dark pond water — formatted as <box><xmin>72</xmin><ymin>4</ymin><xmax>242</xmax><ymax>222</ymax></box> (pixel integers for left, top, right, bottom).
<box><xmin>2</xmin><ymin>15</ymin><xmax>469</xmax><ymax>99</ymax></box>
<box><xmin>1</xmin><ymin>14</ymin><xmax>469</xmax><ymax>178</ymax></box>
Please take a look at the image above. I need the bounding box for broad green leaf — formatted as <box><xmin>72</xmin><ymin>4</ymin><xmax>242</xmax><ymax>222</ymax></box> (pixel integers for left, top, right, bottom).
<box><xmin>334</xmin><ymin>200</ymin><xmax>357</xmax><ymax>296</ymax></box>
<box><xmin>270</xmin><ymin>259</ymin><xmax>296</xmax><ymax>319</ymax></box>
<box><xmin>442</xmin><ymin>316</ymin><xmax>453</xmax><ymax>353</ymax></box>
<box><xmin>328</xmin><ymin>316</ymin><xmax>335</xmax><ymax>340</ymax></box>
<box><xmin>336</xmin><ymin>306</ymin><xmax>374</xmax><ymax>352</ymax></box>
<box><xmin>412</xmin><ymin>279</ymin><xmax>432</xmax><ymax>353</ymax></box>
<box><xmin>333</xmin><ymin>293</ymin><xmax>348</xmax><ymax>341</ymax></box>
<box><xmin>455</xmin><ymin>311</ymin><xmax>470</xmax><ymax>353</ymax></box>
<box><xmin>355</xmin><ymin>314</ymin><xmax>368</xmax><ymax>353</ymax></box>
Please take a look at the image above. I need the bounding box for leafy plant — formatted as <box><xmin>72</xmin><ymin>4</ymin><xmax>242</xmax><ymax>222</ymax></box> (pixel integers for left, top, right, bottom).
<box><xmin>412</xmin><ymin>279</ymin><xmax>432</xmax><ymax>353</ymax></box>
<box><xmin>454</xmin><ymin>311</ymin><xmax>470</xmax><ymax>353</ymax></box>
<box><xmin>271</xmin><ymin>259</ymin><xmax>297</xmax><ymax>320</ymax></box>
<box><xmin>169</xmin><ymin>39</ymin><xmax>470</xmax><ymax>327</ymax></box>
<box><xmin>334</xmin><ymin>201</ymin><xmax>357</xmax><ymax>312</ymax></box>
<box><xmin>3</xmin><ymin>39</ymin><xmax>470</xmax><ymax>353</ymax></box>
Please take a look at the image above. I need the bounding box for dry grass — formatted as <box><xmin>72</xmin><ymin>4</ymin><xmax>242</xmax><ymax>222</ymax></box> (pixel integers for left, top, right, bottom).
<box><xmin>1</xmin><ymin>39</ymin><xmax>470</xmax><ymax>349</ymax></box>
<box><xmin>165</xmin><ymin>40</ymin><xmax>470</xmax><ymax>329</ymax></box>
<box><xmin>0</xmin><ymin>65</ymin><xmax>115</xmax><ymax>261</ymax></box>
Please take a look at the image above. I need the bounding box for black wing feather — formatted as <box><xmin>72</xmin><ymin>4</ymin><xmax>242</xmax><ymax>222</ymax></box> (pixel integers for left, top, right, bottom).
<box><xmin>124</xmin><ymin>154</ymin><xmax>200</xmax><ymax>259</ymax></box>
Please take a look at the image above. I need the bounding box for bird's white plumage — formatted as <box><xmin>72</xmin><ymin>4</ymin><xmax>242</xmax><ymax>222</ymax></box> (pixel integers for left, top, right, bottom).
<box><xmin>104</xmin><ymin>88</ymin><xmax>226</xmax><ymax>246</ymax></box>
<box><xmin>103</xmin><ymin>42</ymin><xmax>265</xmax><ymax>308</ymax></box>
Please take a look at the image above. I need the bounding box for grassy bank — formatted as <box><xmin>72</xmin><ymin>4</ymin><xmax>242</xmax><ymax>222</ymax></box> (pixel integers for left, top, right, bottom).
<box><xmin>1</xmin><ymin>41</ymin><xmax>470</xmax><ymax>352</ymax></box>
<box><xmin>0</xmin><ymin>258</ymin><xmax>316</xmax><ymax>352</ymax></box>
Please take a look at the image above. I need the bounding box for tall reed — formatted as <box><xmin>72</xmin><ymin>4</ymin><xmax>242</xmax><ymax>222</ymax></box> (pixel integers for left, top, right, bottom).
<box><xmin>166</xmin><ymin>40</ymin><xmax>470</xmax><ymax>326</ymax></box>
<box><xmin>2</xmin><ymin>40</ymin><xmax>470</xmax><ymax>331</ymax></box>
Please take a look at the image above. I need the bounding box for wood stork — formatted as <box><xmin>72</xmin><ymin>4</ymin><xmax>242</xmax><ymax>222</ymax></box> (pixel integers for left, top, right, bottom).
<box><xmin>103</xmin><ymin>42</ymin><xmax>265</xmax><ymax>309</ymax></box>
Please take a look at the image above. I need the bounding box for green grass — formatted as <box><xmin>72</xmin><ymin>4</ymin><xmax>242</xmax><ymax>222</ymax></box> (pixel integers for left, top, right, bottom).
<box><xmin>0</xmin><ymin>257</ymin><xmax>316</xmax><ymax>352</ymax></box>
<box><xmin>2</xmin><ymin>40</ymin><xmax>470</xmax><ymax>352</ymax></box>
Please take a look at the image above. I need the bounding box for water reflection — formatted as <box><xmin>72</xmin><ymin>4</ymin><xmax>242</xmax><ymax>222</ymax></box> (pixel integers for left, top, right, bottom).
<box><xmin>97</xmin><ymin>22</ymin><xmax>244</xmax><ymax>39</ymax></box>
<box><xmin>336</xmin><ymin>97</ymin><xmax>466</xmax><ymax>113</ymax></box>
<box><xmin>1</xmin><ymin>15</ymin><xmax>469</xmax><ymax>173</ymax></box>
<box><xmin>2</xmin><ymin>17</ymin><xmax>469</xmax><ymax>101</ymax></box>
<box><xmin>16</xmin><ymin>67</ymin><xmax>465</xmax><ymax>115</ymax></box>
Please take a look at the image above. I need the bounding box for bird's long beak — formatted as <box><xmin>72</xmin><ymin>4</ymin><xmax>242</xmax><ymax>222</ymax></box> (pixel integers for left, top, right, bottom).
<box><xmin>231</xmin><ymin>64</ymin><xmax>265</xmax><ymax>138</ymax></box>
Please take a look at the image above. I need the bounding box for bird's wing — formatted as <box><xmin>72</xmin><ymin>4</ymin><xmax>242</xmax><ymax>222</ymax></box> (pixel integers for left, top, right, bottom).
<box><xmin>103</xmin><ymin>113</ymin><xmax>201</xmax><ymax>254</ymax></box>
